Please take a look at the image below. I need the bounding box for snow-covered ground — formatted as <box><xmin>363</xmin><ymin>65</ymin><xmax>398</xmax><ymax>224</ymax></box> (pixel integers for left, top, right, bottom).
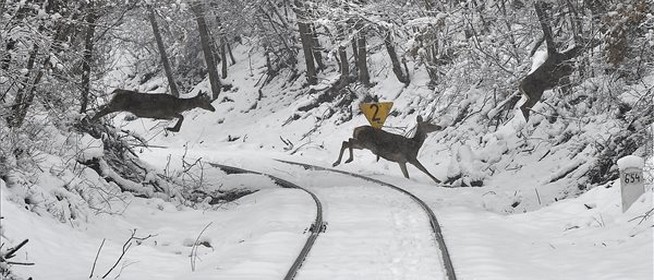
<box><xmin>2</xmin><ymin>43</ymin><xmax>652</xmax><ymax>279</ymax></box>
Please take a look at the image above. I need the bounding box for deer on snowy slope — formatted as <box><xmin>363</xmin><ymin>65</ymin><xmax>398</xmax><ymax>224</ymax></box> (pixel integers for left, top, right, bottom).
<box><xmin>332</xmin><ymin>115</ymin><xmax>444</xmax><ymax>184</ymax></box>
<box><xmin>91</xmin><ymin>89</ymin><xmax>216</xmax><ymax>132</ymax></box>
<box><xmin>517</xmin><ymin>1</ymin><xmax>595</xmax><ymax>121</ymax></box>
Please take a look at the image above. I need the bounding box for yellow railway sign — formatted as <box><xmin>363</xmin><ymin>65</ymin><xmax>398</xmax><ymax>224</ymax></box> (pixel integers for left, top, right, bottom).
<box><xmin>360</xmin><ymin>102</ymin><xmax>393</xmax><ymax>129</ymax></box>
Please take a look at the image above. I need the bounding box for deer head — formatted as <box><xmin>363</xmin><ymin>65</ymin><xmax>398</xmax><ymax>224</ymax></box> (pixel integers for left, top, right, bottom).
<box><xmin>192</xmin><ymin>91</ymin><xmax>216</xmax><ymax>112</ymax></box>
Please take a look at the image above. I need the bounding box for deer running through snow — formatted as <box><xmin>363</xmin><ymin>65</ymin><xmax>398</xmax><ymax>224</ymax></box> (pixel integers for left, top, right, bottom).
<box><xmin>333</xmin><ymin>115</ymin><xmax>444</xmax><ymax>184</ymax></box>
<box><xmin>91</xmin><ymin>89</ymin><xmax>216</xmax><ymax>132</ymax></box>
<box><xmin>517</xmin><ymin>1</ymin><xmax>594</xmax><ymax>122</ymax></box>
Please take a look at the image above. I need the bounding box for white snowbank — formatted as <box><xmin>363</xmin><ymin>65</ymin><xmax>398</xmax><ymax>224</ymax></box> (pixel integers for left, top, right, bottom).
<box><xmin>617</xmin><ymin>155</ymin><xmax>645</xmax><ymax>170</ymax></box>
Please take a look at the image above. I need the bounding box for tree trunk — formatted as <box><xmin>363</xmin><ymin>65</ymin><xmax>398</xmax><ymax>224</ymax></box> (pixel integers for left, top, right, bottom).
<box><xmin>148</xmin><ymin>5</ymin><xmax>179</xmax><ymax>97</ymax></box>
<box><xmin>534</xmin><ymin>1</ymin><xmax>556</xmax><ymax>53</ymax></box>
<box><xmin>310</xmin><ymin>23</ymin><xmax>324</xmax><ymax>71</ymax></box>
<box><xmin>7</xmin><ymin>44</ymin><xmax>38</xmax><ymax>128</ymax></box>
<box><xmin>226</xmin><ymin>41</ymin><xmax>236</xmax><ymax>65</ymax></box>
<box><xmin>339</xmin><ymin>45</ymin><xmax>348</xmax><ymax>77</ymax></box>
<box><xmin>294</xmin><ymin>0</ymin><xmax>317</xmax><ymax>85</ymax></box>
<box><xmin>80</xmin><ymin>3</ymin><xmax>97</xmax><ymax>114</ymax></box>
<box><xmin>214</xmin><ymin>15</ymin><xmax>228</xmax><ymax>79</ymax></box>
<box><xmin>336</xmin><ymin>24</ymin><xmax>349</xmax><ymax>82</ymax></box>
<box><xmin>384</xmin><ymin>31</ymin><xmax>409</xmax><ymax>85</ymax></box>
<box><xmin>190</xmin><ymin>1</ymin><xmax>222</xmax><ymax>100</ymax></box>
<box><xmin>221</xmin><ymin>40</ymin><xmax>228</xmax><ymax>79</ymax></box>
<box><xmin>298</xmin><ymin>21</ymin><xmax>317</xmax><ymax>85</ymax></box>
<box><xmin>1</xmin><ymin>39</ymin><xmax>15</xmax><ymax>70</ymax></box>
<box><xmin>356</xmin><ymin>33</ymin><xmax>370</xmax><ymax>85</ymax></box>
<box><xmin>351</xmin><ymin>38</ymin><xmax>358</xmax><ymax>73</ymax></box>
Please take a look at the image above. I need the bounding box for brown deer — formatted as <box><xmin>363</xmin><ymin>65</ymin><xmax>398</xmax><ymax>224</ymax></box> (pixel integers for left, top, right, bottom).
<box><xmin>519</xmin><ymin>47</ymin><xmax>581</xmax><ymax>121</ymax></box>
<box><xmin>333</xmin><ymin>115</ymin><xmax>444</xmax><ymax>183</ymax></box>
<box><xmin>518</xmin><ymin>1</ymin><xmax>587</xmax><ymax>121</ymax></box>
<box><xmin>91</xmin><ymin>89</ymin><xmax>215</xmax><ymax>132</ymax></box>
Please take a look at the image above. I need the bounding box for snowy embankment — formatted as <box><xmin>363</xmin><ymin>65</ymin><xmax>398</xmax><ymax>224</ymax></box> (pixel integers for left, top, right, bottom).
<box><xmin>2</xmin><ymin>41</ymin><xmax>652</xmax><ymax>280</ymax></box>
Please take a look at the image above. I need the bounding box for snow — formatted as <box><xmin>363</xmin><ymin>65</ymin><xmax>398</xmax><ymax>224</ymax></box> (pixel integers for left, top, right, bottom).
<box><xmin>2</xmin><ymin>35</ymin><xmax>652</xmax><ymax>280</ymax></box>
<box><xmin>529</xmin><ymin>49</ymin><xmax>548</xmax><ymax>74</ymax></box>
<box><xmin>283</xmin><ymin>170</ymin><xmax>444</xmax><ymax>280</ymax></box>
<box><xmin>440</xmin><ymin>184</ymin><xmax>652</xmax><ymax>280</ymax></box>
<box><xmin>617</xmin><ymin>155</ymin><xmax>645</xmax><ymax>171</ymax></box>
<box><xmin>2</xmin><ymin>175</ymin><xmax>314</xmax><ymax>280</ymax></box>
<box><xmin>76</xmin><ymin>134</ymin><xmax>105</xmax><ymax>163</ymax></box>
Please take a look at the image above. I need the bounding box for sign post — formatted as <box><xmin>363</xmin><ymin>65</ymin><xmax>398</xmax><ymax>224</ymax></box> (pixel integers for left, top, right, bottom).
<box><xmin>616</xmin><ymin>155</ymin><xmax>645</xmax><ymax>212</ymax></box>
<box><xmin>360</xmin><ymin>102</ymin><xmax>393</xmax><ymax>129</ymax></box>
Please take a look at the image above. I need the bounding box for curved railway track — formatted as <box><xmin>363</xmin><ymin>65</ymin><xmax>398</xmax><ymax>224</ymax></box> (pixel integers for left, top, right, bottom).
<box><xmin>207</xmin><ymin>162</ymin><xmax>323</xmax><ymax>280</ymax></box>
<box><xmin>275</xmin><ymin>159</ymin><xmax>457</xmax><ymax>280</ymax></box>
<box><xmin>209</xmin><ymin>160</ymin><xmax>456</xmax><ymax>280</ymax></box>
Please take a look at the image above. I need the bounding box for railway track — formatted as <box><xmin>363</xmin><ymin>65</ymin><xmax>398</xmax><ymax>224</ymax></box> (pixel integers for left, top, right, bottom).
<box><xmin>275</xmin><ymin>159</ymin><xmax>457</xmax><ymax>280</ymax></box>
<box><xmin>209</xmin><ymin>160</ymin><xmax>456</xmax><ymax>280</ymax></box>
<box><xmin>207</xmin><ymin>162</ymin><xmax>323</xmax><ymax>280</ymax></box>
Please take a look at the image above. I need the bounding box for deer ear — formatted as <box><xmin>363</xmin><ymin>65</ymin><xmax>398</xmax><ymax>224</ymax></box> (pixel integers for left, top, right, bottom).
<box><xmin>416</xmin><ymin>115</ymin><xmax>423</xmax><ymax>122</ymax></box>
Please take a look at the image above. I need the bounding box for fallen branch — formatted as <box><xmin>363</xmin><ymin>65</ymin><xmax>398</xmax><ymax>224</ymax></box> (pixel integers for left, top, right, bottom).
<box><xmin>0</xmin><ymin>239</ymin><xmax>35</xmax><ymax>271</ymax></box>
<box><xmin>280</xmin><ymin>136</ymin><xmax>294</xmax><ymax>151</ymax></box>
<box><xmin>89</xmin><ymin>238</ymin><xmax>106</xmax><ymax>278</ymax></box>
<box><xmin>101</xmin><ymin>229</ymin><xmax>155</xmax><ymax>279</ymax></box>
<box><xmin>629</xmin><ymin>207</ymin><xmax>654</xmax><ymax>225</ymax></box>
<box><xmin>190</xmin><ymin>222</ymin><xmax>213</xmax><ymax>272</ymax></box>
<box><xmin>2</xmin><ymin>239</ymin><xmax>29</xmax><ymax>260</ymax></box>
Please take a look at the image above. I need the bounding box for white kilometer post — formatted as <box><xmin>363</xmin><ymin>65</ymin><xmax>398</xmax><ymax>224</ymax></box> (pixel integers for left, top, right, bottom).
<box><xmin>616</xmin><ymin>155</ymin><xmax>646</xmax><ymax>212</ymax></box>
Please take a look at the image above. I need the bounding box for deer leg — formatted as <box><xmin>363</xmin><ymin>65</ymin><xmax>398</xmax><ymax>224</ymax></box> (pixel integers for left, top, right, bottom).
<box><xmin>520</xmin><ymin>88</ymin><xmax>544</xmax><ymax>122</ymax></box>
<box><xmin>91</xmin><ymin>106</ymin><xmax>114</xmax><ymax>122</ymax></box>
<box><xmin>519</xmin><ymin>91</ymin><xmax>531</xmax><ymax>121</ymax></box>
<box><xmin>333</xmin><ymin>140</ymin><xmax>350</xmax><ymax>167</ymax></box>
<box><xmin>344</xmin><ymin>138</ymin><xmax>364</xmax><ymax>164</ymax></box>
<box><xmin>398</xmin><ymin>162</ymin><xmax>410</xmax><ymax>179</ymax></box>
<box><xmin>409</xmin><ymin>159</ymin><xmax>441</xmax><ymax>183</ymax></box>
<box><xmin>166</xmin><ymin>114</ymin><xmax>184</xmax><ymax>132</ymax></box>
<box><xmin>519</xmin><ymin>102</ymin><xmax>531</xmax><ymax>122</ymax></box>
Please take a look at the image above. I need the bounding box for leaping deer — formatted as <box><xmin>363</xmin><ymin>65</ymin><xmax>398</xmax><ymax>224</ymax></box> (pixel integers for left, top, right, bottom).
<box><xmin>91</xmin><ymin>89</ymin><xmax>216</xmax><ymax>132</ymax></box>
<box><xmin>333</xmin><ymin>115</ymin><xmax>443</xmax><ymax>183</ymax></box>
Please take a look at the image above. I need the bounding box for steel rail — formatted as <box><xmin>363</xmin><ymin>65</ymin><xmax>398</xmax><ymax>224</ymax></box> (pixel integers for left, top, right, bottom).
<box><xmin>275</xmin><ymin>159</ymin><xmax>457</xmax><ymax>280</ymax></box>
<box><xmin>207</xmin><ymin>162</ymin><xmax>323</xmax><ymax>280</ymax></box>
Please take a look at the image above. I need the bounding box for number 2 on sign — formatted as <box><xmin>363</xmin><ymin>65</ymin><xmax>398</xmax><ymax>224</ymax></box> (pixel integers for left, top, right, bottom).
<box><xmin>360</xmin><ymin>102</ymin><xmax>393</xmax><ymax>129</ymax></box>
<box><xmin>370</xmin><ymin>104</ymin><xmax>381</xmax><ymax>122</ymax></box>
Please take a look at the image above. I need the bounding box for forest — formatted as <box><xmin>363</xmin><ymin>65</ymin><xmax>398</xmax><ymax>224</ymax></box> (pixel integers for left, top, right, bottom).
<box><xmin>1</xmin><ymin>0</ymin><xmax>653</xmax><ymax>279</ymax></box>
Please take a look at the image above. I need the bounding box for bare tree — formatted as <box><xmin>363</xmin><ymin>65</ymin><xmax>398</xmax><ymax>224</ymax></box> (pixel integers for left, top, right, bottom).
<box><xmin>384</xmin><ymin>31</ymin><xmax>409</xmax><ymax>85</ymax></box>
<box><xmin>148</xmin><ymin>5</ymin><xmax>179</xmax><ymax>97</ymax></box>
<box><xmin>310</xmin><ymin>23</ymin><xmax>325</xmax><ymax>71</ymax></box>
<box><xmin>7</xmin><ymin>43</ymin><xmax>39</xmax><ymax>128</ymax></box>
<box><xmin>355</xmin><ymin>30</ymin><xmax>370</xmax><ymax>86</ymax></box>
<box><xmin>80</xmin><ymin>2</ymin><xmax>97</xmax><ymax>114</ymax></box>
<box><xmin>215</xmin><ymin>16</ymin><xmax>228</xmax><ymax>79</ymax></box>
<box><xmin>337</xmin><ymin>24</ymin><xmax>350</xmax><ymax>84</ymax></box>
<box><xmin>190</xmin><ymin>0</ymin><xmax>222</xmax><ymax>99</ymax></box>
<box><xmin>293</xmin><ymin>0</ymin><xmax>318</xmax><ymax>85</ymax></box>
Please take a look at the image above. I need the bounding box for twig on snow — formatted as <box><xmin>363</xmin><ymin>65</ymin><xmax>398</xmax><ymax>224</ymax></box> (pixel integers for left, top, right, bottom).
<box><xmin>89</xmin><ymin>238</ymin><xmax>106</xmax><ymax>278</ymax></box>
<box><xmin>629</xmin><ymin>207</ymin><xmax>654</xmax><ymax>225</ymax></box>
<box><xmin>101</xmin><ymin>229</ymin><xmax>154</xmax><ymax>279</ymax></box>
<box><xmin>190</xmin><ymin>222</ymin><xmax>213</xmax><ymax>272</ymax></box>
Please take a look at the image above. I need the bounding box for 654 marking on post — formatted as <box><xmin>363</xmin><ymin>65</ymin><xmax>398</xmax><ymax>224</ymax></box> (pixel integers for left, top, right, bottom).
<box><xmin>620</xmin><ymin>167</ymin><xmax>645</xmax><ymax>212</ymax></box>
<box><xmin>623</xmin><ymin>172</ymin><xmax>642</xmax><ymax>184</ymax></box>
